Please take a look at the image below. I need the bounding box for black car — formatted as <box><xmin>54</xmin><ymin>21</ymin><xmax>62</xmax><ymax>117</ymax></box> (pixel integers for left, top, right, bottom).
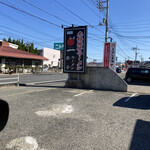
<box><xmin>116</xmin><ymin>67</ymin><xmax>121</xmax><ymax>73</ymax></box>
<box><xmin>0</xmin><ymin>100</ymin><xmax>9</xmax><ymax>132</ymax></box>
<box><xmin>125</xmin><ymin>68</ymin><xmax>150</xmax><ymax>83</ymax></box>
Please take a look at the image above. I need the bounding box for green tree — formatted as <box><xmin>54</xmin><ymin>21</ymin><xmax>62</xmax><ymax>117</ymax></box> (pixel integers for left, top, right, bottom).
<box><xmin>3</xmin><ymin>38</ymin><xmax>6</xmax><ymax>41</ymax></box>
<box><xmin>8</xmin><ymin>37</ymin><xmax>11</xmax><ymax>43</ymax></box>
<box><xmin>34</xmin><ymin>48</ymin><xmax>38</xmax><ymax>55</ymax></box>
<box><xmin>16</xmin><ymin>39</ymin><xmax>19</xmax><ymax>46</ymax></box>
<box><xmin>2</xmin><ymin>37</ymin><xmax>38</xmax><ymax>55</ymax></box>
<box><xmin>29</xmin><ymin>43</ymin><xmax>34</xmax><ymax>53</ymax></box>
<box><xmin>12</xmin><ymin>39</ymin><xmax>16</xmax><ymax>44</ymax></box>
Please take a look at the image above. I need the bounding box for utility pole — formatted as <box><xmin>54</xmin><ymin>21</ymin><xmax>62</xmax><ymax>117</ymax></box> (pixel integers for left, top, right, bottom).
<box><xmin>105</xmin><ymin>0</ymin><xmax>109</xmax><ymax>42</ymax></box>
<box><xmin>140</xmin><ymin>54</ymin><xmax>144</xmax><ymax>62</ymax></box>
<box><xmin>132</xmin><ymin>46</ymin><xmax>139</xmax><ymax>62</ymax></box>
<box><xmin>26</xmin><ymin>41</ymin><xmax>30</xmax><ymax>52</ymax></box>
<box><xmin>97</xmin><ymin>0</ymin><xmax>109</xmax><ymax>42</ymax></box>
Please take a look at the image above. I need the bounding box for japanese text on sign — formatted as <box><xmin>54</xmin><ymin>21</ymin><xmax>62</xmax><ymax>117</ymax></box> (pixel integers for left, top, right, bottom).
<box><xmin>63</xmin><ymin>26</ymin><xmax>87</xmax><ymax>73</ymax></box>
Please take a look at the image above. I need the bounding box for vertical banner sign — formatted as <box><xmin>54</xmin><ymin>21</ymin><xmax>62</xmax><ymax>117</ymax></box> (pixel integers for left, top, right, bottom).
<box><xmin>63</xmin><ymin>26</ymin><xmax>87</xmax><ymax>73</ymax></box>
<box><xmin>104</xmin><ymin>43</ymin><xmax>110</xmax><ymax>68</ymax></box>
<box><xmin>103</xmin><ymin>42</ymin><xmax>117</xmax><ymax>71</ymax></box>
<box><xmin>109</xmin><ymin>42</ymin><xmax>116</xmax><ymax>70</ymax></box>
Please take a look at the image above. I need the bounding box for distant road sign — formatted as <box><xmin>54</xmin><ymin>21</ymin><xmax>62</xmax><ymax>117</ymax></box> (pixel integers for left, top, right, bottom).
<box><xmin>54</xmin><ymin>43</ymin><xmax>64</xmax><ymax>50</ymax></box>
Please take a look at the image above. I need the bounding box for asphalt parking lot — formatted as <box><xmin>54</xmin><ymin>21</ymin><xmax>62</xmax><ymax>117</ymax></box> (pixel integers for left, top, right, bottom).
<box><xmin>0</xmin><ymin>81</ymin><xmax>150</xmax><ymax>150</ymax></box>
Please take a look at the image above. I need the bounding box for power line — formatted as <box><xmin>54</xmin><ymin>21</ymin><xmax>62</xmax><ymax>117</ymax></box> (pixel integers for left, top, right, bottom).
<box><xmin>51</xmin><ymin>0</ymin><xmax>104</xmax><ymax>34</ymax></box>
<box><xmin>0</xmin><ymin>1</ymin><xmax>61</xmax><ymax>28</ymax></box>
<box><xmin>111</xmin><ymin>32</ymin><xmax>150</xmax><ymax>39</ymax></box>
<box><xmin>94</xmin><ymin>1</ymin><xmax>130</xmax><ymax>60</ymax></box>
<box><xmin>115</xmin><ymin>19</ymin><xmax>150</xmax><ymax>25</ymax></box>
<box><xmin>22</xmin><ymin>0</ymin><xmax>71</xmax><ymax>25</ymax></box>
<box><xmin>104</xmin><ymin>12</ymin><xmax>135</xmax><ymax>57</ymax></box>
<box><xmin>109</xmin><ymin>23</ymin><xmax>134</xmax><ymax>55</ymax></box>
<box><xmin>52</xmin><ymin>0</ymin><xmax>89</xmax><ymax>25</ymax></box>
<box><xmin>110</xmin><ymin>29</ymin><xmax>150</xmax><ymax>33</ymax></box>
<box><xmin>0</xmin><ymin>10</ymin><xmax>60</xmax><ymax>39</ymax></box>
<box><xmin>101</xmin><ymin>10</ymin><xmax>133</xmax><ymax>58</ymax></box>
<box><xmin>80</xmin><ymin>0</ymin><xmax>101</xmax><ymax>18</ymax></box>
<box><xmin>117</xmin><ymin>45</ymin><xmax>132</xmax><ymax>58</ymax></box>
<box><xmin>0</xmin><ymin>25</ymin><xmax>53</xmax><ymax>42</ymax></box>
<box><xmin>110</xmin><ymin>25</ymin><xmax>150</xmax><ymax>29</ymax></box>
<box><xmin>111</xmin><ymin>32</ymin><xmax>150</xmax><ymax>46</ymax></box>
<box><xmin>0</xmin><ymin>31</ymin><xmax>49</xmax><ymax>48</ymax></box>
<box><xmin>88</xmin><ymin>0</ymin><xmax>97</xmax><ymax>7</ymax></box>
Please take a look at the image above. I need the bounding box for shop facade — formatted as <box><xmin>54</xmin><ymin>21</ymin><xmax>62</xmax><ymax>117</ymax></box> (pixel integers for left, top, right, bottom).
<box><xmin>0</xmin><ymin>41</ymin><xmax>48</xmax><ymax>73</ymax></box>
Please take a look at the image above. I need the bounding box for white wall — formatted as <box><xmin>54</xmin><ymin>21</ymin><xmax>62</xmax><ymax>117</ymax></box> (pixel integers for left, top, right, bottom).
<box><xmin>1</xmin><ymin>58</ymin><xmax>6</xmax><ymax>72</ymax></box>
<box><xmin>43</xmin><ymin>48</ymin><xmax>60</xmax><ymax>68</ymax></box>
<box><xmin>9</xmin><ymin>43</ymin><xmax>18</xmax><ymax>49</ymax></box>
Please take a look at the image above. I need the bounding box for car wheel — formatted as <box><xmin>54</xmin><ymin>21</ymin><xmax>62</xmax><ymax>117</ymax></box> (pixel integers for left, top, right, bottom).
<box><xmin>126</xmin><ymin>77</ymin><xmax>132</xmax><ymax>83</ymax></box>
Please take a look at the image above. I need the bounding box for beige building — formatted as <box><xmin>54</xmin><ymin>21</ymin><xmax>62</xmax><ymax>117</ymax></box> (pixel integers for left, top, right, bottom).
<box><xmin>39</xmin><ymin>48</ymin><xmax>62</xmax><ymax>68</ymax></box>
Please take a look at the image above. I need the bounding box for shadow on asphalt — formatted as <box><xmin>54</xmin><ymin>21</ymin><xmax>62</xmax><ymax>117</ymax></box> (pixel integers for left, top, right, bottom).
<box><xmin>20</xmin><ymin>84</ymin><xmax>65</xmax><ymax>89</ymax></box>
<box><xmin>113</xmin><ymin>95</ymin><xmax>150</xmax><ymax>110</ymax></box>
<box><xmin>129</xmin><ymin>120</ymin><xmax>150</xmax><ymax>150</ymax></box>
<box><xmin>123</xmin><ymin>79</ymin><xmax>150</xmax><ymax>86</ymax></box>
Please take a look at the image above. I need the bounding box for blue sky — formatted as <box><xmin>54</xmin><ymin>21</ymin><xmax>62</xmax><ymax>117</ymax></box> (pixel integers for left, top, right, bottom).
<box><xmin>0</xmin><ymin>0</ymin><xmax>150</xmax><ymax>62</ymax></box>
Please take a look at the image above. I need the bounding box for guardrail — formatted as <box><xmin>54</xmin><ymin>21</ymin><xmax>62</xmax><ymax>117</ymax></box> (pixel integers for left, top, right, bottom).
<box><xmin>0</xmin><ymin>74</ymin><xmax>19</xmax><ymax>86</ymax></box>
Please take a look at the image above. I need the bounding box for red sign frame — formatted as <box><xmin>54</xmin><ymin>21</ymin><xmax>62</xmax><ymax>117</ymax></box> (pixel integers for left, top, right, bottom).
<box><xmin>104</xmin><ymin>43</ymin><xmax>110</xmax><ymax>68</ymax></box>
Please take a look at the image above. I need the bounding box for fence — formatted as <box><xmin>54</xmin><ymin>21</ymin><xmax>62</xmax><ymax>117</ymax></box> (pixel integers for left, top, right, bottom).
<box><xmin>0</xmin><ymin>74</ymin><xmax>19</xmax><ymax>86</ymax></box>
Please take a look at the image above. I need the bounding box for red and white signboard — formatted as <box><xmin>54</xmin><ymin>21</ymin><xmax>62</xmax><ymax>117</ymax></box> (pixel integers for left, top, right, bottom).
<box><xmin>104</xmin><ymin>43</ymin><xmax>110</xmax><ymax>68</ymax></box>
<box><xmin>104</xmin><ymin>42</ymin><xmax>116</xmax><ymax>71</ymax></box>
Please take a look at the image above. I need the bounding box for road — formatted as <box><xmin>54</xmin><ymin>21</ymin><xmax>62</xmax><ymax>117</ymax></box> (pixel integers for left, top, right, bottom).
<box><xmin>0</xmin><ymin>82</ymin><xmax>150</xmax><ymax>150</ymax></box>
<box><xmin>19</xmin><ymin>73</ymin><xmax>68</xmax><ymax>84</ymax></box>
<box><xmin>118</xmin><ymin>72</ymin><xmax>126</xmax><ymax>80</ymax></box>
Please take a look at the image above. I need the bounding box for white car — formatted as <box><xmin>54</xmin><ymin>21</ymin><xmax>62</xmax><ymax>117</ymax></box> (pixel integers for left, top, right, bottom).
<box><xmin>42</xmin><ymin>67</ymin><xmax>48</xmax><ymax>72</ymax></box>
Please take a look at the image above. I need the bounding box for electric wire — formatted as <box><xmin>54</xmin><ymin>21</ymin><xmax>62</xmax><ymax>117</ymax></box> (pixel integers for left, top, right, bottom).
<box><xmin>0</xmin><ymin>1</ymin><xmax>61</xmax><ymax>28</ymax></box>
<box><xmin>22</xmin><ymin>0</ymin><xmax>71</xmax><ymax>25</ymax></box>
<box><xmin>80</xmin><ymin>0</ymin><xmax>101</xmax><ymax>18</ymax></box>
<box><xmin>0</xmin><ymin>10</ymin><xmax>61</xmax><ymax>39</ymax></box>
<box><xmin>51</xmin><ymin>0</ymin><xmax>104</xmax><ymax>34</ymax></box>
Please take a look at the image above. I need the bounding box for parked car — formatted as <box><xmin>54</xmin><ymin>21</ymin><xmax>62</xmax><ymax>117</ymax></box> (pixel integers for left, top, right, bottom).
<box><xmin>116</xmin><ymin>67</ymin><xmax>121</xmax><ymax>73</ymax></box>
<box><xmin>42</xmin><ymin>66</ymin><xmax>48</xmax><ymax>72</ymax></box>
<box><xmin>125</xmin><ymin>68</ymin><xmax>150</xmax><ymax>83</ymax></box>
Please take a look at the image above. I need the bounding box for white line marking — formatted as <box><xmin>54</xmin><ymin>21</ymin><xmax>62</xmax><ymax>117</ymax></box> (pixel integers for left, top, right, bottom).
<box><xmin>25</xmin><ymin>79</ymin><xmax>66</xmax><ymax>85</ymax></box>
<box><xmin>74</xmin><ymin>92</ymin><xmax>84</xmax><ymax>97</ymax></box>
<box><xmin>124</xmin><ymin>93</ymin><xmax>137</xmax><ymax>102</ymax></box>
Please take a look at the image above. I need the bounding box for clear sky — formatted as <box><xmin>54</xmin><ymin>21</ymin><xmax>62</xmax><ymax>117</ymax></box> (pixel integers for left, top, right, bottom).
<box><xmin>0</xmin><ymin>0</ymin><xmax>150</xmax><ymax>62</ymax></box>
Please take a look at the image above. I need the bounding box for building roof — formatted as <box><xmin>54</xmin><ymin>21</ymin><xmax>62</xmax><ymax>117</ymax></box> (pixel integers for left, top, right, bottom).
<box><xmin>0</xmin><ymin>41</ymin><xmax>48</xmax><ymax>60</ymax></box>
